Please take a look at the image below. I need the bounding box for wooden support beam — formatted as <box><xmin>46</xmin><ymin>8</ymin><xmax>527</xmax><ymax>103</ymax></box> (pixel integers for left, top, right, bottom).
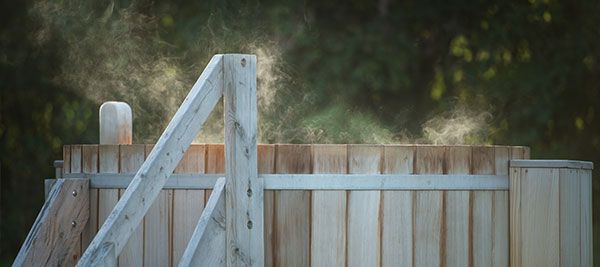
<box><xmin>224</xmin><ymin>54</ymin><xmax>264</xmax><ymax>266</ymax></box>
<box><xmin>14</xmin><ymin>179</ymin><xmax>89</xmax><ymax>266</ymax></box>
<box><xmin>78</xmin><ymin>55</ymin><xmax>224</xmax><ymax>266</ymax></box>
<box><xmin>179</xmin><ymin>178</ymin><xmax>227</xmax><ymax>267</ymax></box>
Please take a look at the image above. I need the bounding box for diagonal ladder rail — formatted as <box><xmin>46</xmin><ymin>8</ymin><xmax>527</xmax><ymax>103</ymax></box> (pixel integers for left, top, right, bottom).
<box><xmin>78</xmin><ymin>55</ymin><xmax>224</xmax><ymax>266</ymax></box>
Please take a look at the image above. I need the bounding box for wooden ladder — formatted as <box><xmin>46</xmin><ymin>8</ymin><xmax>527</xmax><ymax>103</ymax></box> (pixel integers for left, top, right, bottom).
<box><xmin>13</xmin><ymin>54</ymin><xmax>264</xmax><ymax>267</ymax></box>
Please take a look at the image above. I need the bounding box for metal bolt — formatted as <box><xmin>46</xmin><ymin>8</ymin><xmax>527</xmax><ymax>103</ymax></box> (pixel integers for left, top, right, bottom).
<box><xmin>72</xmin><ymin>190</ymin><xmax>77</xmax><ymax>197</ymax></box>
<box><xmin>241</xmin><ymin>58</ymin><xmax>247</xmax><ymax>67</ymax></box>
<box><xmin>247</xmin><ymin>220</ymin><xmax>253</xmax><ymax>229</ymax></box>
<box><xmin>246</xmin><ymin>188</ymin><xmax>252</xmax><ymax>197</ymax></box>
<box><xmin>71</xmin><ymin>221</ymin><xmax>77</xmax><ymax>227</ymax></box>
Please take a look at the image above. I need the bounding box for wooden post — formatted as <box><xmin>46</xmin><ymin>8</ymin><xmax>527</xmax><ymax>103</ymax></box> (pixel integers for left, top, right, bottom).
<box><xmin>223</xmin><ymin>54</ymin><xmax>264</xmax><ymax>266</ymax></box>
<box><xmin>78</xmin><ymin>55</ymin><xmax>224</xmax><ymax>266</ymax></box>
<box><xmin>99</xmin><ymin>101</ymin><xmax>132</xmax><ymax>145</ymax></box>
<box><xmin>509</xmin><ymin>160</ymin><xmax>593</xmax><ymax>267</ymax></box>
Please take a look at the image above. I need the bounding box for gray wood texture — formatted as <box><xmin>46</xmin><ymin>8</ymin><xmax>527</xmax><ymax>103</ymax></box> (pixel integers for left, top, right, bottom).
<box><xmin>223</xmin><ymin>54</ymin><xmax>263</xmax><ymax>266</ymax></box>
<box><xmin>78</xmin><ymin>54</ymin><xmax>224</xmax><ymax>266</ymax></box>
<box><xmin>179</xmin><ymin>178</ymin><xmax>226</xmax><ymax>267</ymax></box>
<box><xmin>13</xmin><ymin>179</ymin><xmax>89</xmax><ymax>266</ymax></box>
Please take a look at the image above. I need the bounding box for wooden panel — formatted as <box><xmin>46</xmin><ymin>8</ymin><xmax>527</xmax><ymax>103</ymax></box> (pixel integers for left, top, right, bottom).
<box><xmin>258</xmin><ymin>145</ymin><xmax>276</xmax><ymax>267</ymax></box>
<box><xmin>81</xmin><ymin>145</ymin><xmax>99</xmax><ymax>253</ymax></box>
<box><xmin>179</xmin><ymin>178</ymin><xmax>226</xmax><ymax>266</ymax></box>
<box><xmin>173</xmin><ymin>145</ymin><xmax>206</xmax><ymax>266</ymax></box>
<box><xmin>97</xmin><ymin>145</ymin><xmax>119</xmax><ymax>257</ymax></box>
<box><xmin>205</xmin><ymin>144</ymin><xmax>225</xmax><ymax>202</ymax></box>
<box><xmin>144</xmin><ymin>144</ymin><xmax>172</xmax><ymax>267</ymax></box>
<box><xmin>414</xmin><ymin>145</ymin><xmax>443</xmax><ymax>267</ymax></box>
<box><xmin>273</xmin><ymin>144</ymin><xmax>311</xmax><ymax>266</ymax></box>
<box><xmin>114</xmin><ymin>145</ymin><xmax>144</xmax><ymax>267</ymax></box>
<box><xmin>382</xmin><ymin>145</ymin><xmax>413</xmax><ymax>267</ymax></box>
<box><xmin>68</xmin><ymin>145</ymin><xmax>82</xmax><ymax>265</ymax></box>
<box><xmin>493</xmin><ymin>146</ymin><xmax>510</xmax><ymax>267</ymax></box>
<box><xmin>347</xmin><ymin>145</ymin><xmax>381</xmax><ymax>267</ymax></box>
<box><xmin>580</xmin><ymin>169</ymin><xmax>593</xmax><ymax>266</ymax></box>
<box><xmin>471</xmin><ymin>146</ymin><xmax>494</xmax><ymax>267</ymax></box>
<box><xmin>444</xmin><ymin>146</ymin><xmax>470</xmax><ymax>267</ymax></box>
<box><xmin>521</xmin><ymin>168</ymin><xmax>560</xmax><ymax>267</ymax></box>
<box><xmin>559</xmin><ymin>168</ymin><xmax>581</xmax><ymax>267</ymax></box>
<box><xmin>63</xmin><ymin>145</ymin><xmax>71</xmax><ymax>174</ymax></box>
<box><xmin>311</xmin><ymin>144</ymin><xmax>347</xmax><ymax>267</ymax></box>
<box><xmin>13</xmin><ymin>179</ymin><xmax>89</xmax><ymax>266</ymax></box>
<box><xmin>509</xmin><ymin>167</ymin><xmax>522</xmax><ymax>267</ymax></box>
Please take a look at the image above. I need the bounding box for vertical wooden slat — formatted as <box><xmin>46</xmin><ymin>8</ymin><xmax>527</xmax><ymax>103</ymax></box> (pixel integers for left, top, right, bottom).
<box><xmin>273</xmin><ymin>144</ymin><xmax>311</xmax><ymax>266</ymax></box>
<box><xmin>580</xmin><ymin>169</ymin><xmax>593</xmax><ymax>267</ymax></box>
<box><xmin>382</xmin><ymin>145</ymin><xmax>414</xmax><ymax>267</ymax></box>
<box><xmin>471</xmin><ymin>146</ymin><xmax>494</xmax><ymax>267</ymax></box>
<box><xmin>520</xmin><ymin>168</ymin><xmax>560</xmax><ymax>267</ymax></box>
<box><xmin>311</xmin><ymin>144</ymin><xmax>347</xmax><ymax>267</ymax></box>
<box><xmin>493</xmin><ymin>146</ymin><xmax>510</xmax><ymax>267</ymax></box>
<box><xmin>144</xmin><ymin>144</ymin><xmax>172</xmax><ymax>267</ymax></box>
<box><xmin>559</xmin><ymin>168</ymin><xmax>581</xmax><ymax>266</ymax></box>
<box><xmin>118</xmin><ymin>145</ymin><xmax>145</xmax><ymax>267</ymax></box>
<box><xmin>414</xmin><ymin>145</ymin><xmax>443</xmax><ymax>267</ymax></box>
<box><xmin>81</xmin><ymin>145</ymin><xmax>99</xmax><ymax>253</ymax></box>
<box><xmin>98</xmin><ymin>145</ymin><xmax>119</xmax><ymax>260</ymax></box>
<box><xmin>258</xmin><ymin>145</ymin><xmax>276</xmax><ymax>267</ymax></box>
<box><xmin>172</xmin><ymin>145</ymin><xmax>206</xmax><ymax>266</ymax></box>
<box><xmin>205</xmin><ymin>144</ymin><xmax>225</xmax><ymax>202</ymax></box>
<box><xmin>509</xmin><ymin>167</ymin><xmax>522</xmax><ymax>267</ymax></box>
<box><xmin>63</xmin><ymin>145</ymin><xmax>71</xmax><ymax>174</ymax></box>
<box><xmin>444</xmin><ymin>146</ymin><xmax>470</xmax><ymax>267</ymax></box>
<box><xmin>347</xmin><ymin>144</ymin><xmax>381</xmax><ymax>267</ymax></box>
<box><xmin>68</xmin><ymin>145</ymin><xmax>82</xmax><ymax>265</ymax></box>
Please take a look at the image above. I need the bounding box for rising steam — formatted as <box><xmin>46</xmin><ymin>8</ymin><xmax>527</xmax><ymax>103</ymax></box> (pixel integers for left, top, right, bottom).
<box><xmin>30</xmin><ymin>0</ymin><xmax>492</xmax><ymax>145</ymax></box>
<box><xmin>421</xmin><ymin>105</ymin><xmax>493</xmax><ymax>145</ymax></box>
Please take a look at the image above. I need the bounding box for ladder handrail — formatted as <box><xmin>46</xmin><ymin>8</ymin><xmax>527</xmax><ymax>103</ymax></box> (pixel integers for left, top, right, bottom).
<box><xmin>77</xmin><ymin>55</ymin><xmax>224</xmax><ymax>266</ymax></box>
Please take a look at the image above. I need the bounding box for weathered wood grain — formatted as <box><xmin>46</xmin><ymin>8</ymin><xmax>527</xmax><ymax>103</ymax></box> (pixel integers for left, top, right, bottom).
<box><xmin>78</xmin><ymin>54</ymin><xmax>224</xmax><ymax>266</ymax></box>
<box><xmin>81</xmin><ymin>145</ymin><xmax>99</xmax><ymax>254</ymax></box>
<box><xmin>471</xmin><ymin>146</ymin><xmax>494</xmax><ymax>267</ymax></box>
<box><xmin>347</xmin><ymin>144</ymin><xmax>381</xmax><ymax>267</ymax></box>
<box><xmin>257</xmin><ymin>145</ymin><xmax>276</xmax><ymax>267</ymax></box>
<box><xmin>414</xmin><ymin>145</ymin><xmax>443</xmax><ymax>267</ymax></box>
<box><xmin>179</xmin><ymin>178</ymin><xmax>226</xmax><ymax>267</ymax></box>
<box><xmin>493</xmin><ymin>146</ymin><xmax>510</xmax><ymax>267</ymax></box>
<box><xmin>97</xmin><ymin>144</ymin><xmax>119</xmax><ymax>264</ymax></box>
<box><xmin>273</xmin><ymin>144</ymin><xmax>311</xmax><ymax>266</ymax></box>
<box><xmin>580</xmin><ymin>169</ymin><xmax>593</xmax><ymax>266</ymax></box>
<box><xmin>311</xmin><ymin>144</ymin><xmax>347</xmax><ymax>267</ymax></box>
<box><xmin>68</xmin><ymin>145</ymin><xmax>83</xmax><ymax>265</ymax></box>
<box><xmin>559</xmin><ymin>168</ymin><xmax>581</xmax><ymax>267</ymax></box>
<box><xmin>382</xmin><ymin>145</ymin><xmax>414</xmax><ymax>267</ymax></box>
<box><xmin>119</xmin><ymin>144</ymin><xmax>145</xmax><ymax>267</ymax></box>
<box><xmin>14</xmin><ymin>179</ymin><xmax>89</xmax><ymax>266</ymax></box>
<box><xmin>521</xmin><ymin>168</ymin><xmax>560</xmax><ymax>267</ymax></box>
<box><xmin>173</xmin><ymin>145</ymin><xmax>206</xmax><ymax>266</ymax></box>
<box><xmin>444</xmin><ymin>146</ymin><xmax>470</xmax><ymax>267</ymax></box>
<box><xmin>223</xmin><ymin>54</ymin><xmax>263</xmax><ymax>267</ymax></box>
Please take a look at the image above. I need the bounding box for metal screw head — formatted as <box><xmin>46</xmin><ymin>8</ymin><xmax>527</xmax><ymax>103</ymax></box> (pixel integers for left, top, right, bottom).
<box><xmin>247</xmin><ymin>220</ymin><xmax>253</xmax><ymax>229</ymax></box>
<box><xmin>71</xmin><ymin>221</ymin><xmax>77</xmax><ymax>227</ymax></box>
<box><xmin>241</xmin><ymin>58</ymin><xmax>247</xmax><ymax>67</ymax></box>
<box><xmin>72</xmin><ymin>190</ymin><xmax>77</xmax><ymax>197</ymax></box>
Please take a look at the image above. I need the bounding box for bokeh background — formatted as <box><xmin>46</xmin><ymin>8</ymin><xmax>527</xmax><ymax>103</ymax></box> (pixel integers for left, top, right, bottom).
<box><xmin>1</xmin><ymin>0</ymin><xmax>599</xmax><ymax>264</ymax></box>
